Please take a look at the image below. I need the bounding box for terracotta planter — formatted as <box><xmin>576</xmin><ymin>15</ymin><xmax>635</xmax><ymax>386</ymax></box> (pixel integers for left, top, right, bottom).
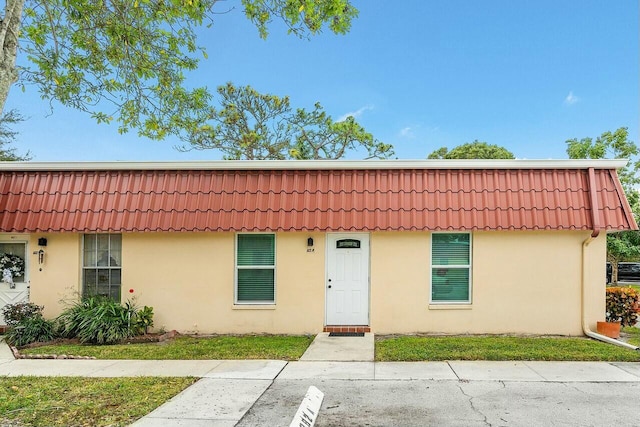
<box><xmin>596</xmin><ymin>321</ymin><xmax>621</xmax><ymax>339</ymax></box>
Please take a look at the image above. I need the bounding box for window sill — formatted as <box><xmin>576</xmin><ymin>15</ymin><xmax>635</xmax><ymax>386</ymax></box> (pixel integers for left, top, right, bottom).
<box><xmin>232</xmin><ymin>304</ymin><xmax>276</xmax><ymax>310</ymax></box>
<box><xmin>428</xmin><ymin>304</ymin><xmax>472</xmax><ymax>310</ymax></box>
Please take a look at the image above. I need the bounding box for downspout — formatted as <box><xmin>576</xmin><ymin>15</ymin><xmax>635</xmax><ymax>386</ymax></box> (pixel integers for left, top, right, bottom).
<box><xmin>582</xmin><ymin>168</ymin><xmax>639</xmax><ymax>350</ymax></box>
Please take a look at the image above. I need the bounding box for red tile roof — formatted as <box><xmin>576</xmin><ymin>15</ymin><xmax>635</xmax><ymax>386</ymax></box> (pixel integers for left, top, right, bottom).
<box><xmin>0</xmin><ymin>161</ymin><xmax>636</xmax><ymax>232</ymax></box>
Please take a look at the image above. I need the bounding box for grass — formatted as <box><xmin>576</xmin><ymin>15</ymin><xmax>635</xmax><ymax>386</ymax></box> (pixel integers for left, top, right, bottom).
<box><xmin>622</xmin><ymin>326</ymin><xmax>640</xmax><ymax>347</ymax></box>
<box><xmin>0</xmin><ymin>376</ymin><xmax>196</xmax><ymax>427</ymax></box>
<box><xmin>20</xmin><ymin>335</ymin><xmax>314</xmax><ymax>360</ymax></box>
<box><xmin>375</xmin><ymin>335</ymin><xmax>640</xmax><ymax>362</ymax></box>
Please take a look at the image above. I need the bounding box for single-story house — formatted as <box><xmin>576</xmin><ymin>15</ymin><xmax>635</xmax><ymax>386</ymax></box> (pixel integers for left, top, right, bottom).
<box><xmin>0</xmin><ymin>159</ymin><xmax>636</xmax><ymax>335</ymax></box>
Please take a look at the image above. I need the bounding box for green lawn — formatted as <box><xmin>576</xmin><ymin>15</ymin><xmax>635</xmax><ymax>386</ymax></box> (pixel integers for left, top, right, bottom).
<box><xmin>20</xmin><ymin>335</ymin><xmax>314</xmax><ymax>360</ymax></box>
<box><xmin>18</xmin><ymin>333</ymin><xmax>640</xmax><ymax>362</ymax></box>
<box><xmin>375</xmin><ymin>335</ymin><xmax>640</xmax><ymax>362</ymax></box>
<box><xmin>622</xmin><ymin>326</ymin><xmax>640</xmax><ymax>347</ymax></box>
<box><xmin>0</xmin><ymin>377</ymin><xmax>196</xmax><ymax>427</ymax></box>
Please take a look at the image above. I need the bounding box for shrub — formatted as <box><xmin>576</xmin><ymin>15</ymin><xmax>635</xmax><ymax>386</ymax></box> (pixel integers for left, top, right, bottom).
<box><xmin>55</xmin><ymin>296</ymin><xmax>103</xmax><ymax>339</ymax></box>
<box><xmin>6</xmin><ymin>316</ymin><xmax>55</xmax><ymax>347</ymax></box>
<box><xmin>605</xmin><ymin>287</ymin><xmax>640</xmax><ymax>326</ymax></box>
<box><xmin>1</xmin><ymin>302</ymin><xmax>44</xmax><ymax>327</ymax></box>
<box><xmin>134</xmin><ymin>305</ymin><xmax>154</xmax><ymax>334</ymax></box>
<box><xmin>2</xmin><ymin>302</ymin><xmax>55</xmax><ymax>347</ymax></box>
<box><xmin>56</xmin><ymin>296</ymin><xmax>154</xmax><ymax>345</ymax></box>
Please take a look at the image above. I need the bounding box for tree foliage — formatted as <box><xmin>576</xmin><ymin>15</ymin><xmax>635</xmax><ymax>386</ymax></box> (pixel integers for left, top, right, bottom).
<box><xmin>428</xmin><ymin>140</ymin><xmax>515</xmax><ymax>159</ymax></box>
<box><xmin>183</xmin><ymin>83</ymin><xmax>394</xmax><ymax>160</ymax></box>
<box><xmin>2</xmin><ymin>0</ymin><xmax>358</xmax><ymax>141</ymax></box>
<box><xmin>0</xmin><ymin>110</ymin><xmax>31</xmax><ymax>161</ymax></box>
<box><xmin>566</xmin><ymin>127</ymin><xmax>640</xmax><ymax>282</ymax></box>
<box><xmin>566</xmin><ymin>127</ymin><xmax>640</xmax><ymax>206</ymax></box>
<box><xmin>243</xmin><ymin>0</ymin><xmax>358</xmax><ymax>39</ymax></box>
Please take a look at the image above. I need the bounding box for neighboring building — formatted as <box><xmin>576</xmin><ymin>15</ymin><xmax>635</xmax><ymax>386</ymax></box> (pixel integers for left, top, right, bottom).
<box><xmin>0</xmin><ymin>160</ymin><xmax>636</xmax><ymax>335</ymax></box>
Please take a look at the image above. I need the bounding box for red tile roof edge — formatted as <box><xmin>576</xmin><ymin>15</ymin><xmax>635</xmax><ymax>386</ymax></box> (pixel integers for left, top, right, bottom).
<box><xmin>0</xmin><ymin>167</ymin><xmax>636</xmax><ymax>233</ymax></box>
<box><xmin>610</xmin><ymin>169</ymin><xmax>639</xmax><ymax>230</ymax></box>
<box><xmin>0</xmin><ymin>159</ymin><xmax>630</xmax><ymax>171</ymax></box>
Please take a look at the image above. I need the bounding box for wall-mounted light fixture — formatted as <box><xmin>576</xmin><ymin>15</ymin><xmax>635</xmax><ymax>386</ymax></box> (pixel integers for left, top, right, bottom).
<box><xmin>37</xmin><ymin>237</ymin><xmax>47</xmax><ymax>265</ymax></box>
<box><xmin>307</xmin><ymin>237</ymin><xmax>314</xmax><ymax>247</ymax></box>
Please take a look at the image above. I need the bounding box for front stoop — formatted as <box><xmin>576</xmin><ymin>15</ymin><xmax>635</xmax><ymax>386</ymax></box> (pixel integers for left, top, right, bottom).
<box><xmin>323</xmin><ymin>325</ymin><xmax>371</xmax><ymax>333</ymax></box>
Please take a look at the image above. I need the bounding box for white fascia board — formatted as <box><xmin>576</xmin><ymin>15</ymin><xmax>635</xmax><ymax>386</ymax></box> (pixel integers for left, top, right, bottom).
<box><xmin>0</xmin><ymin>159</ymin><xmax>629</xmax><ymax>171</ymax></box>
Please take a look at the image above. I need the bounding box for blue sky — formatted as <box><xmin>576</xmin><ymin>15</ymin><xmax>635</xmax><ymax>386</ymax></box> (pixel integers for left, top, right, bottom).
<box><xmin>6</xmin><ymin>0</ymin><xmax>639</xmax><ymax>161</ymax></box>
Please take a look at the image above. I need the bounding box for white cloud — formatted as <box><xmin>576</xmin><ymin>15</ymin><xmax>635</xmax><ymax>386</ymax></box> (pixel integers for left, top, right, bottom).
<box><xmin>337</xmin><ymin>104</ymin><xmax>374</xmax><ymax>122</ymax></box>
<box><xmin>399</xmin><ymin>127</ymin><xmax>414</xmax><ymax>138</ymax></box>
<box><xmin>564</xmin><ymin>91</ymin><xmax>580</xmax><ymax>105</ymax></box>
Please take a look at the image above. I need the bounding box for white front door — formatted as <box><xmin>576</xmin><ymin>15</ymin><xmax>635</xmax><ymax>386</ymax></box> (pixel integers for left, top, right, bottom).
<box><xmin>326</xmin><ymin>233</ymin><xmax>370</xmax><ymax>325</ymax></box>
<box><xmin>0</xmin><ymin>240</ymin><xmax>30</xmax><ymax>325</ymax></box>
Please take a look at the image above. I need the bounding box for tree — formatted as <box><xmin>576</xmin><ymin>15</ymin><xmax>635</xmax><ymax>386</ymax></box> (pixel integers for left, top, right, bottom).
<box><xmin>1</xmin><ymin>0</ymin><xmax>358</xmax><ymax>140</ymax></box>
<box><xmin>0</xmin><ymin>110</ymin><xmax>31</xmax><ymax>161</ymax></box>
<box><xmin>182</xmin><ymin>83</ymin><xmax>394</xmax><ymax>160</ymax></box>
<box><xmin>566</xmin><ymin>127</ymin><xmax>640</xmax><ymax>282</ymax></box>
<box><xmin>428</xmin><ymin>141</ymin><xmax>515</xmax><ymax>159</ymax></box>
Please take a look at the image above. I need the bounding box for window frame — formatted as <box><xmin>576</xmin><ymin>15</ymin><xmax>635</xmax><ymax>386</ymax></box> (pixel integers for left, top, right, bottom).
<box><xmin>235</xmin><ymin>233</ymin><xmax>276</xmax><ymax>305</ymax></box>
<box><xmin>81</xmin><ymin>233</ymin><xmax>122</xmax><ymax>301</ymax></box>
<box><xmin>430</xmin><ymin>232</ymin><xmax>472</xmax><ymax>305</ymax></box>
<box><xmin>0</xmin><ymin>240</ymin><xmax>29</xmax><ymax>283</ymax></box>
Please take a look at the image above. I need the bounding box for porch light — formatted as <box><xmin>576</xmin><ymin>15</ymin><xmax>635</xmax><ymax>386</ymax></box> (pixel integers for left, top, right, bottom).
<box><xmin>37</xmin><ymin>238</ymin><xmax>47</xmax><ymax>265</ymax></box>
<box><xmin>307</xmin><ymin>237</ymin><xmax>314</xmax><ymax>247</ymax></box>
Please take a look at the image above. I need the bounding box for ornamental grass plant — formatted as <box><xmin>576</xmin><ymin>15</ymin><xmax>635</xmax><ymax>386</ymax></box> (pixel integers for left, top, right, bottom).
<box><xmin>3</xmin><ymin>296</ymin><xmax>155</xmax><ymax>347</ymax></box>
<box><xmin>56</xmin><ymin>296</ymin><xmax>154</xmax><ymax>345</ymax></box>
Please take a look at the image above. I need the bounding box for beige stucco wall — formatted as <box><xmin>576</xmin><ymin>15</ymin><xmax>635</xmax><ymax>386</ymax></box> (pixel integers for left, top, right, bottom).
<box><xmin>371</xmin><ymin>230</ymin><xmax>606</xmax><ymax>335</ymax></box>
<box><xmin>121</xmin><ymin>232</ymin><xmax>326</xmax><ymax>334</ymax></box>
<box><xmin>21</xmin><ymin>230</ymin><xmax>606</xmax><ymax>335</ymax></box>
<box><xmin>27</xmin><ymin>233</ymin><xmax>82</xmax><ymax>319</ymax></box>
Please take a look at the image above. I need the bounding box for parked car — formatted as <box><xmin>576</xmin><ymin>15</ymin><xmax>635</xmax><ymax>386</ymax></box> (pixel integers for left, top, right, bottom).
<box><xmin>608</xmin><ymin>262</ymin><xmax>640</xmax><ymax>283</ymax></box>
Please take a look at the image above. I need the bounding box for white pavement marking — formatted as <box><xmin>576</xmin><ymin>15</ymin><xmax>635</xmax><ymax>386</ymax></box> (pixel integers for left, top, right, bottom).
<box><xmin>130</xmin><ymin>378</ymin><xmax>272</xmax><ymax>426</ymax></box>
<box><xmin>289</xmin><ymin>385</ymin><xmax>324</xmax><ymax>427</ymax></box>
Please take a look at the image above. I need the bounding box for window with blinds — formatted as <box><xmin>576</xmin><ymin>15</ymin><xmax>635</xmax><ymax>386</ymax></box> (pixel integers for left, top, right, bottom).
<box><xmin>431</xmin><ymin>233</ymin><xmax>471</xmax><ymax>303</ymax></box>
<box><xmin>236</xmin><ymin>234</ymin><xmax>275</xmax><ymax>303</ymax></box>
<box><xmin>82</xmin><ymin>234</ymin><xmax>122</xmax><ymax>301</ymax></box>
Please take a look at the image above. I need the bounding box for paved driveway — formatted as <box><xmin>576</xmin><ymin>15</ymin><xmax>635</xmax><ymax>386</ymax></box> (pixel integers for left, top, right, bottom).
<box><xmin>239</xmin><ymin>378</ymin><xmax>640</xmax><ymax>426</ymax></box>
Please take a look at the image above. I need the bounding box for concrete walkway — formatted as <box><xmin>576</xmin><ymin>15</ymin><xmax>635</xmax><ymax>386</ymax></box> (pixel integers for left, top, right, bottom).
<box><xmin>2</xmin><ymin>335</ymin><xmax>640</xmax><ymax>426</ymax></box>
<box><xmin>299</xmin><ymin>332</ymin><xmax>374</xmax><ymax>361</ymax></box>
